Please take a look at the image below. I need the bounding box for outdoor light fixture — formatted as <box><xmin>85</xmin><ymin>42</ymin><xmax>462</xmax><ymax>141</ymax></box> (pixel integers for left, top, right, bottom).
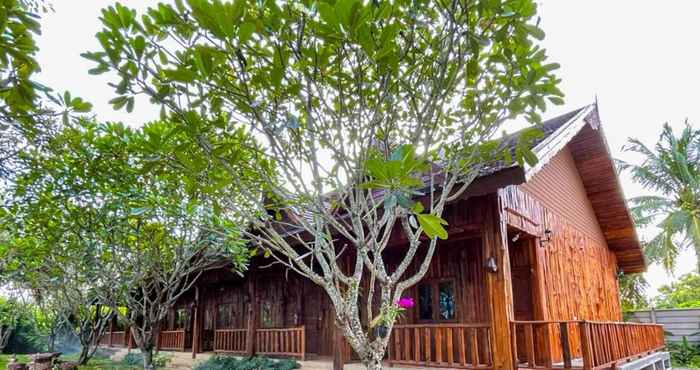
<box><xmin>539</xmin><ymin>228</ymin><xmax>553</xmax><ymax>247</ymax></box>
<box><xmin>486</xmin><ymin>256</ymin><xmax>498</xmax><ymax>273</ymax></box>
<box><xmin>617</xmin><ymin>268</ymin><xmax>625</xmax><ymax>279</ymax></box>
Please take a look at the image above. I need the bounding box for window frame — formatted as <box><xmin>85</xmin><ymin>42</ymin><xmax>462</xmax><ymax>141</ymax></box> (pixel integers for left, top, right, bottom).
<box><xmin>416</xmin><ymin>278</ymin><xmax>458</xmax><ymax>323</ymax></box>
<box><xmin>215</xmin><ymin>302</ymin><xmax>235</xmax><ymax>329</ymax></box>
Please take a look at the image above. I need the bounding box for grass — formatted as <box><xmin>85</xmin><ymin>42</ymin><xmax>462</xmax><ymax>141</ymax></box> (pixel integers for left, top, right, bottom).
<box><xmin>0</xmin><ymin>354</ymin><xmax>141</xmax><ymax>370</ymax></box>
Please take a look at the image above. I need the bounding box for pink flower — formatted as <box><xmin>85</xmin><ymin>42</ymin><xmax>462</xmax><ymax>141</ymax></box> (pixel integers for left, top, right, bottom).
<box><xmin>396</xmin><ymin>297</ymin><xmax>415</xmax><ymax>309</ymax></box>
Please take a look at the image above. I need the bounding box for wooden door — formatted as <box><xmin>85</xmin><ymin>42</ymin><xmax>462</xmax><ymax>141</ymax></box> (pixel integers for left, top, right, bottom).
<box><xmin>509</xmin><ymin>236</ymin><xmax>535</xmax><ymax>364</ymax></box>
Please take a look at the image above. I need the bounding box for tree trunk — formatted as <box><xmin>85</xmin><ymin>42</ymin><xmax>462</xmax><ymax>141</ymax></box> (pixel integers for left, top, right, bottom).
<box><xmin>363</xmin><ymin>355</ymin><xmax>384</xmax><ymax>370</ymax></box>
<box><xmin>77</xmin><ymin>345</ymin><xmax>91</xmax><ymax>365</ymax></box>
<box><xmin>143</xmin><ymin>348</ymin><xmax>155</xmax><ymax>370</ymax></box>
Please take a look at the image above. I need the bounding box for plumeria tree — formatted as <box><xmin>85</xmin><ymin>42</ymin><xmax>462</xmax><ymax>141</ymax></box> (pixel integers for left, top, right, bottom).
<box><xmin>85</xmin><ymin>1</ymin><xmax>562</xmax><ymax>368</ymax></box>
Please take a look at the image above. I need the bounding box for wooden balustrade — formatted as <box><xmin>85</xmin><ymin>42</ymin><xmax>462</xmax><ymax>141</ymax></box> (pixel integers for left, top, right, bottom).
<box><xmin>214</xmin><ymin>329</ymin><xmax>247</xmax><ymax>354</ymax></box>
<box><xmin>110</xmin><ymin>331</ymin><xmax>127</xmax><ymax>347</ymax></box>
<box><xmin>159</xmin><ymin>330</ymin><xmax>186</xmax><ymax>351</ymax></box>
<box><xmin>511</xmin><ymin>320</ymin><xmax>665</xmax><ymax>370</ymax></box>
<box><xmin>255</xmin><ymin>326</ymin><xmax>306</xmax><ymax>360</ymax></box>
<box><xmin>388</xmin><ymin>323</ymin><xmax>492</xmax><ymax>369</ymax></box>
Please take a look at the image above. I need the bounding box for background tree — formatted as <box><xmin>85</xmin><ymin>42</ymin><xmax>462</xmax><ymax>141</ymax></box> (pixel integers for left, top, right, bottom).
<box><xmin>86</xmin><ymin>1</ymin><xmax>562</xmax><ymax>369</ymax></box>
<box><xmin>2</xmin><ymin>118</ymin><xmax>251</xmax><ymax>369</ymax></box>
<box><xmin>653</xmin><ymin>272</ymin><xmax>700</xmax><ymax>309</ymax></box>
<box><xmin>620</xmin><ymin>123</ymin><xmax>700</xmax><ymax>272</ymax></box>
<box><xmin>618</xmin><ymin>274</ymin><xmax>649</xmax><ymax>312</ymax></box>
<box><xmin>0</xmin><ymin>297</ymin><xmax>19</xmax><ymax>353</ymax></box>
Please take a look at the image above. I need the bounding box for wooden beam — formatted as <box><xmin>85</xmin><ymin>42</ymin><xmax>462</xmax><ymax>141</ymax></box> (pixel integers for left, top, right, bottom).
<box><xmin>485</xmin><ymin>192</ymin><xmax>515</xmax><ymax>370</ymax></box>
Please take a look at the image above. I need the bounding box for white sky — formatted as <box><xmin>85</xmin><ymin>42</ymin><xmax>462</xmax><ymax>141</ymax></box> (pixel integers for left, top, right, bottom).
<box><xmin>33</xmin><ymin>0</ymin><xmax>698</xmax><ymax>299</ymax></box>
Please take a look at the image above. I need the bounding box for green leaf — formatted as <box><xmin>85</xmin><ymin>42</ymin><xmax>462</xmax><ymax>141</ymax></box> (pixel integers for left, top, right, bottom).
<box><xmin>416</xmin><ymin>213</ymin><xmax>448</xmax><ymax>240</ymax></box>
<box><xmin>523</xmin><ymin>24</ymin><xmax>545</xmax><ymax>40</ymax></box>
<box><xmin>239</xmin><ymin>22</ymin><xmax>256</xmax><ymax>44</ymax></box>
<box><xmin>317</xmin><ymin>2</ymin><xmax>337</xmax><ymax>26</ymax></box>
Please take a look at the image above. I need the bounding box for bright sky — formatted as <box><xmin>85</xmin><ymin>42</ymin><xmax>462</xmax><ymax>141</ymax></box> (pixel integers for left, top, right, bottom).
<box><xmin>33</xmin><ymin>0</ymin><xmax>698</xmax><ymax>299</ymax></box>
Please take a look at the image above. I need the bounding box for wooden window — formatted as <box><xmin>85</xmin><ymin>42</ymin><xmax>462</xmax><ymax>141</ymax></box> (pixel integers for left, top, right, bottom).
<box><xmin>417</xmin><ymin>279</ymin><xmax>457</xmax><ymax>322</ymax></box>
<box><xmin>175</xmin><ymin>308</ymin><xmax>190</xmax><ymax>330</ymax></box>
<box><xmin>204</xmin><ymin>307</ymin><xmax>214</xmax><ymax>330</ymax></box>
<box><xmin>216</xmin><ymin>303</ymin><xmax>233</xmax><ymax>329</ymax></box>
<box><xmin>260</xmin><ymin>300</ymin><xmax>274</xmax><ymax>328</ymax></box>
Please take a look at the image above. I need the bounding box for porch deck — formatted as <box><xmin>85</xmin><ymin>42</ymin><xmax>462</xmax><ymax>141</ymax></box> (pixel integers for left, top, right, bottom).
<box><xmin>100</xmin><ymin>320</ymin><xmax>665</xmax><ymax>370</ymax></box>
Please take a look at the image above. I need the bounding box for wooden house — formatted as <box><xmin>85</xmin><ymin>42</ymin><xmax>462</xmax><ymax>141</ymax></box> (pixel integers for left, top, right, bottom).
<box><xmin>101</xmin><ymin>104</ymin><xmax>666</xmax><ymax>370</ymax></box>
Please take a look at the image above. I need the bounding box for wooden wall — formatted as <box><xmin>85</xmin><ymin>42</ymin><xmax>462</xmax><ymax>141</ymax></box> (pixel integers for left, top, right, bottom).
<box><xmin>504</xmin><ymin>146</ymin><xmax>622</xmax><ymax>323</ymax></box>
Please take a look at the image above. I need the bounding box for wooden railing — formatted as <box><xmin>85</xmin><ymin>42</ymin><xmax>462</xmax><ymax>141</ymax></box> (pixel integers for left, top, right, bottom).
<box><xmin>388</xmin><ymin>323</ymin><xmax>492</xmax><ymax>369</ymax></box>
<box><xmin>511</xmin><ymin>320</ymin><xmax>665</xmax><ymax>370</ymax></box>
<box><xmin>214</xmin><ymin>329</ymin><xmax>247</xmax><ymax>354</ymax></box>
<box><xmin>256</xmin><ymin>326</ymin><xmax>306</xmax><ymax>360</ymax></box>
<box><xmin>158</xmin><ymin>330</ymin><xmax>186</xmax><ymax>351</ymax></box>
<box><xmin>110</xmin><ymin>331</ymin><xmax>127</xmax><ymax>347</ymax></box>
<box><xmin>98</xmin><ymin>330</ymin><xmax>128</xmax><ymax>347</ymax></box>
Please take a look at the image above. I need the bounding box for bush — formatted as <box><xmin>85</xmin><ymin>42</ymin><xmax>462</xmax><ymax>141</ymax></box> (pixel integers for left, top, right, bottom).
<box><xmin>193</xmin><ymin>356</ymin><xmax>299</xmax><ymax>370</ymax></box>
<box><xmin>667</xmin><ymin>337</ymin><xmax>700</xmax><ymax>368</ymax></box>
<box><xmin>121</xmin><ymin>352</ymin><xmax>171</xmax><ymax>368</ymax></box>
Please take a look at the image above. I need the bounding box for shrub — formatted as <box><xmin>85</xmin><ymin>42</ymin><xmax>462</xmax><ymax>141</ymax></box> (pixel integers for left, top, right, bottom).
<box><xmin>193</xmin><ymin>356</ymin><xmax>299</xmax><ymax>370</ymax></box>
<box><xmin>121</xmin><ymin>352</ymin><xmax>171</xmax><ymax>368</ymax></box>
<box><xmin>667</xmin><ymin>337</ymin><xmax>700</xmax><ymax>368</ymax></box>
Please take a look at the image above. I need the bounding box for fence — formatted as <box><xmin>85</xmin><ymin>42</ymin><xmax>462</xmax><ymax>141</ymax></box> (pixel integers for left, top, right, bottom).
<box><xmin>626</xmin><ymin>308</ymin><xmax>700</xmax><ymax>343</ymax></box>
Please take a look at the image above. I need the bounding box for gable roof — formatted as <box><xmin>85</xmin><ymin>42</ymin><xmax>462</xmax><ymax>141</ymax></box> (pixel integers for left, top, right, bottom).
<box><xmin>481</xmin><ymin>104</ymin><xmax>646</xmax><ymax>273</ymax></box>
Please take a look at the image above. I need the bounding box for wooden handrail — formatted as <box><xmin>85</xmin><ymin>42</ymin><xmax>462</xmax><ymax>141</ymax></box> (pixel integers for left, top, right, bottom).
<box><xmin>214</xmin><ymin>328</ymin><xmax>247</xmax><ymax>354</ymax></box>
<box><xmin>388</xmin><ymin>322</ymin><xmax>492</xmax><ymax>369</ymax></box>
<box><xmin>256</xmin><ymin>326</ymin><xmax>306</xmax><ymax>360</ymax></box>
<box><xmin>511</xmin><ymin>320</ymin><xmax>665</xmax><ymax>370</ymax></box>
<box><xmin>213</xmin><ymin>326</ymin><xmax>306</xmax><ymax>360</ymax></box>
<box><xmin>159</xmin><ymin>330</ymin><xmax>186</xmax><ymax>351</ymax></box>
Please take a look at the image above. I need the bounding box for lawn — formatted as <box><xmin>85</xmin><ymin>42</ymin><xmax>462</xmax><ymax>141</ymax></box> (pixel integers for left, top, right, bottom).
<box><xmin>0</xmin><ymin>354</ymin><xmax>140</xmax><ymax>370</ymax></box>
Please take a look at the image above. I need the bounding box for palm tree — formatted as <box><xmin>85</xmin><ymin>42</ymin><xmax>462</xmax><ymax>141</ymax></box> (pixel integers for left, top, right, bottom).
<box><xmin>620</xmin><ymin>122</ymin><xmax>700</xmax><ymax>272</ymax></box>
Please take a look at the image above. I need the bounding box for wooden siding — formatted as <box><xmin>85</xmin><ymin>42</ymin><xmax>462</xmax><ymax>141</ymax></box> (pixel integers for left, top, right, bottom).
<box><xmin>511</xmin><ymin>146</ymin><xmax>622</xmax><ymax>322</ymax></box>
<box><xmin>520</xmin><ymin>146</ymin><xmax>606</xmax><ymax>246</ymax></box>
<box><xmin>501</xmin><ymin>181</ymin><xmax>624</xmax><ymax>363</ymax></box>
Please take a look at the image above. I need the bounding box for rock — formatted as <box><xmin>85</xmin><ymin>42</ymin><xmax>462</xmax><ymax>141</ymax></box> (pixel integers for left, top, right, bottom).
<box><xmin>57</xmin><ymin>361</ymin><xmax>78</xmax><ymax>370</ymax></box>
<box><xmin>5</xmin><ymin>363</ymin><xmax>27</xmax><ymax>370</ymax></box>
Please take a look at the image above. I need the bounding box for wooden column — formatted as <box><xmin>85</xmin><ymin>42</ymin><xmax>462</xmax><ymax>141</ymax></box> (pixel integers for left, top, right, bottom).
<box><xmin>245</xmin><ymin>269</ymin><xmax>258</xmax><ymax>357</ymax></box>
<box><xmin>332</xmin><ymin>324</ymin><xmax>345</xmax><ymax>370</ymax></box>
<box><xmin>192</xmin><ymin>286</ymin><xmax>200</xmax><ymax>359</ymax></box>
<box><xmin>484</xmin><ymin>192</ymin><xmax>515</xmax><ymax>370</ymax></box>
<box><xmin>127</xmin><ymin>327</ymin><xmax>133</xmax><ymax>351</ymax></box>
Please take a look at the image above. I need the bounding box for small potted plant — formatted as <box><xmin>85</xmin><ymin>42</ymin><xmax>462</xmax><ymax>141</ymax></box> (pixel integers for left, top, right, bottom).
<box><xmin>370</xmin><ymin>297</ymin><xmax>415</xmax><ymax>338</ymax></box>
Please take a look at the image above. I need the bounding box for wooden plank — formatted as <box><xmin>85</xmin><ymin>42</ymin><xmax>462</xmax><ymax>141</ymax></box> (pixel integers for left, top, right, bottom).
<box><xmin>485</xmin><ymin>192</ymin><xmax>515</xmax><ymax>370</ymax></box>
<box><xmin>579</xmin><ymin>321</ymin><xmax>593</xmax><ymax>370</ymax></box>
<box><xmin>470</xmin><ymin>328</ymin><xmax>480</xmax><ymax>368</ymax></box>
<box><xmin>524</xmin><ymin>324</ymin><xmax>535</xmax><ymax>367</ymax></box>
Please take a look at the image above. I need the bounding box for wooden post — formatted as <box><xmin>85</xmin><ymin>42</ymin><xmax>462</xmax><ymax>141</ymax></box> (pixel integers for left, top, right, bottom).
<box><xmin>192</xmin><ymin>286</ymin><xmax>200</xmax><ymax>359</ymax></box>
<box><xmin>109</xmin><ymin>319</ymin><xmax>114</xmax><ymax>347</ymax></box>
<box><xmin>484</xmin><ymin>192</ymin><xmax>515</xmax><ymax>370</ymax></box>
<box><xmin>579</xmin><ymin>321</ymin><xmax>593</xmax><ymax>370</ymax></box>
<box><xmin>245</xmin><ymin>269</ymin><xmax>258</xmax><ymax>357</ymax></box>
<box><xmin>127</xmin><ymin>327</ymin><xmax>133</xmax><ymax>351</ymax></box>
<box><xmin>333</xmin><ymin>324</ymin><xmax>345</xmax><ymax>370</ymax></box>
<box><xmin>559</xmin><ymin>322</ymin><xmax>572</xmax><ymax>368</ymax></box>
